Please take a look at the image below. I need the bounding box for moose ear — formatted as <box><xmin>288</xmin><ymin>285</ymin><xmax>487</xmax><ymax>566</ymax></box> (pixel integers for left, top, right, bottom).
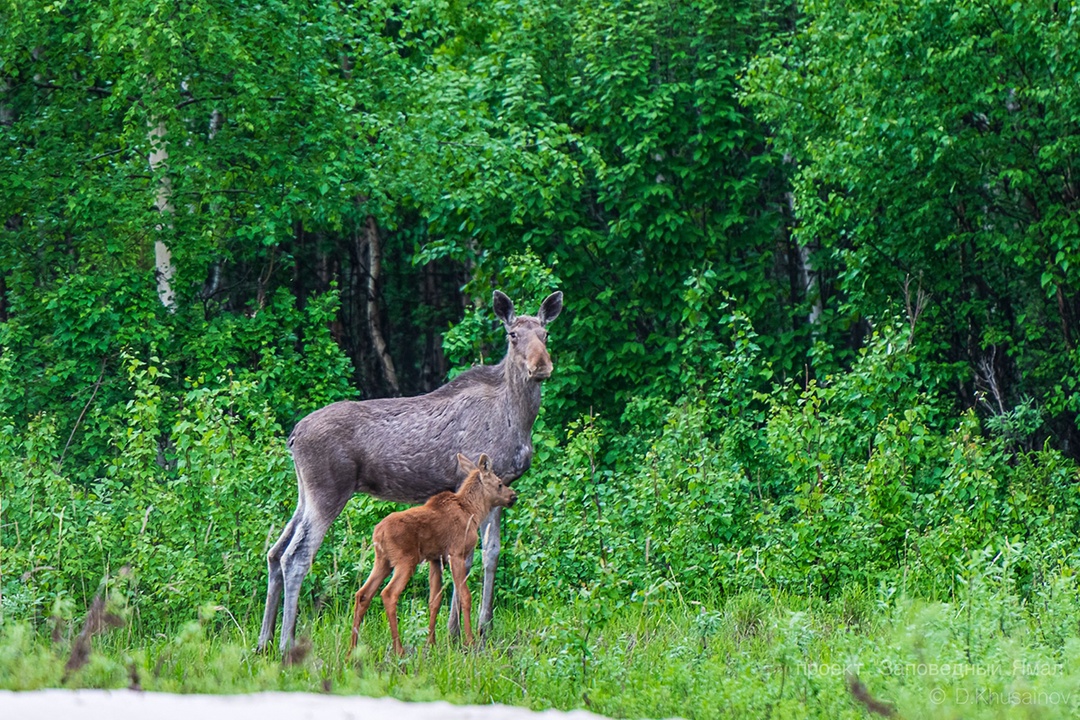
<box><xmin>493</xmin><ymin>290</ymin><xmax>516</xmax><ymax>328</ymax></box>
<box><xmin>477</xmin><ymin>453</ymin><xmax>492</xmax><ymax>472</ymax></box>
<box><xmin>537</xmin><ymin>291</ymin><xmax>563</xmax><ymax>325</ymax></box>
<box><xmin>457</xmin><ymin>453</ymin><xmax>477</xmax><ymax>475</ymax></box>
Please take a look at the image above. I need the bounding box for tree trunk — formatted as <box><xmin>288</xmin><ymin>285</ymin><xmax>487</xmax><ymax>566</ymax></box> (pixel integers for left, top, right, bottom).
<box><xmin>787</xmin><ymin>189</ymin><xmax>822</xmax><ymax>330</ymax></box>
<box><xmin>1057</xmin><ymin>284</ymin><xmax>1074</xmax><ymax>350</ymax></box>
<box><xmin>148</xmin><ymin>120</ymin><xmax>176</xmax><ymax>310</ymax></box>
<box><xmin>422</xmin><ymin>260</ymin><xmax>447</xmax><ymax>390</ymax></box>
<box><xmin>363</xmin><ymin>216</ymin><xmax>399</xmax><ymax>395</ymax></box>
<box><xmin>0</xmin><ymin>271</ymin><xmax>7</xmax><ymax>323</ymax></box>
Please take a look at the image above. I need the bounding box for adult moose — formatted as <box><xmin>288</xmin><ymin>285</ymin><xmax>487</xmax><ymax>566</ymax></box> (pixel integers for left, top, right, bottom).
<box><xmin>257</xmin><ymin>290</ymin><xmax>563</xmax><ymax>653</ymax></box>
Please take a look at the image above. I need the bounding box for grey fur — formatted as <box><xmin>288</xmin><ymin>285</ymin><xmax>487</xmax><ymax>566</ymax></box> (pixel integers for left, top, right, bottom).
<box><xmin>257</xmin><ymin>290</ymin><xmax>563</xmax><ymax>653</ymax></box>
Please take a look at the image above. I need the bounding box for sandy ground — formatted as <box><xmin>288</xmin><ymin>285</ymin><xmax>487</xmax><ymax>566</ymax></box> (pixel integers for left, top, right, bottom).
<box><xmin>0</xmin><ymin>689</ymin><xmax>612</xmax><ymax>720</ymax></box>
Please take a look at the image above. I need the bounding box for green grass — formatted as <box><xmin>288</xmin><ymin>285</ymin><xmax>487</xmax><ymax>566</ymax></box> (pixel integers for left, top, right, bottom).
<box><xmin>3</xmin><ymin>580</ymin><xmax>1080</xmax><ymax>719</ymax></box>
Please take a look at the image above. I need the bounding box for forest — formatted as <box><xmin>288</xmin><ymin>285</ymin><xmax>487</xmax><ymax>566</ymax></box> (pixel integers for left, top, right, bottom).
<box><xmin>2</xmin><ymin>0</ymin><xmax>1080</xmax><ymax>717</ymax></box>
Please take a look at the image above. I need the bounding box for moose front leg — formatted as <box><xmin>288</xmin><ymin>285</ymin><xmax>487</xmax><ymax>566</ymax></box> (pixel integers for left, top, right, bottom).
<box><xmin>477</xmin><ymin>506</ymin><xmax>502</xmax><ymax>634</ymax></box>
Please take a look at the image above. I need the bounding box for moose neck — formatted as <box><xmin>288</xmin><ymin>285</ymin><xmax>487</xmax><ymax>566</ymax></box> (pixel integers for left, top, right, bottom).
<box><xmin>499</xmin><ymin>354</ymin><xmax>542</xmax><ymax>430</ymax></box>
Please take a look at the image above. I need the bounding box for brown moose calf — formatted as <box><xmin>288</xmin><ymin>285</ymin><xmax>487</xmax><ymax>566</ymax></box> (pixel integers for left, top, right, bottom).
<box><xmin>349</xmin><ymin>453</ymin><xmax>517</xmax><ymax>656</ymax></box>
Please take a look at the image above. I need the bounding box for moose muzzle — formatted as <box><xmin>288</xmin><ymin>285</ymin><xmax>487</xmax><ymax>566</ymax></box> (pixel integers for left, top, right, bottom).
<box><xmin>526</xmin><ymin>344</ymin><xmax>553</xmax><ymax>380</ymax></box>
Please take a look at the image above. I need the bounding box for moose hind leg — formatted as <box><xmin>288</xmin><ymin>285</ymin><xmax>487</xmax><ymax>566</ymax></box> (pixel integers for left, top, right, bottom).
<box><xmin>257</xmin><ymin>507</ymin><xmax>303</xmax><ymax>652</ymax></box>
<box><xmin>276</xmin><ymin>454</ymin><xmax>357</xmax><ymax>654</ymax></box>
<box><xmin>278</xmin><ymin>511</ymin><xmax>336</xmax><ymax>654</ymax></box>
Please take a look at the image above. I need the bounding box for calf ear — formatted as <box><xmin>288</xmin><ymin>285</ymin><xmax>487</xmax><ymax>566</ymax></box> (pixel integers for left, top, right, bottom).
<box><xmin>457</xmin><ymin>453</ymin><xmax>477</xmax><ymax>475</ymax></box>
<box><xmin>477</xmin><ymin>453</ymin><xmax>492</xmax><ymax>472</ymax></box>
<box><xmin>537</xmin><ymin>291</ymin><xmax>563</xmax><ymax>325</ymax></box>
<box><xmin>493</xmin><ymin>290</ymin><xmax>516</xmax><ymax>329</ymax></box>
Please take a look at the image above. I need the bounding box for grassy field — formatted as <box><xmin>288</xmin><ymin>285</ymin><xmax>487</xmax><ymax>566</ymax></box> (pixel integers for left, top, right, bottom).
<box><xmin>3</xmin><ymin>576</ymin><xmax>1079</xmax><ymax>720</ymax></box>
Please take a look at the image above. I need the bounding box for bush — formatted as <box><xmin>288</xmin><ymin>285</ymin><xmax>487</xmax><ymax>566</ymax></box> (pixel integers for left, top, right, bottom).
<box><xmin>2</xmin><ymin>292</ymin><xmax>1078</xmax><ymax>643</ymax></box>
<box><xmin>502</xmin><ymin>317</ymin><xmax>1080</xmax><ymax>607</ymax></box>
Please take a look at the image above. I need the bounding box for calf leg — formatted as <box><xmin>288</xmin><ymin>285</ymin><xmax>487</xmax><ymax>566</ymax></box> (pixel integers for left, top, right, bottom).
<box><xmin>448</xmin><ymin>507</ymin><xmax>501</xmax><ymax>638</ymax></box>
<box><xmin>427</xmin><ymin>559</ymin><xmax>444</xmax><ymax>646</ymax></box>
<box><xmin>446</xmin><ymin>551</ymin><xmax>473</xmax><ymax>638</ymax></box>
<box><xmin>477</xmin><ymin>506</ymin><xmax>502</xmax><ymax>634</ymax></box>
<box><xmin>381</xmin><ymin>564</ymin><xmax>417</xmax><ymax>656</ymax></box>
<box><xmin>449</xmin><ymin>554</ymin><xmax>474</xmax><ymax>646</ymax></box>
<box><xmin>349</xmin><ymin>554</ymin><xmax>392</xmax><ymax>653</ymax></box>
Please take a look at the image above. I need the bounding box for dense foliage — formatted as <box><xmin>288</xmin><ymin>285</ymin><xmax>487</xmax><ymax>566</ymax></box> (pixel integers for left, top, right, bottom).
<box><xmin>745</xmin><ymin>0</ymin><xmax>1080</xmax><ymax>449</ymax></box>
<box><xmin>2</xmin><ymin>4</ymin><xmax>1080</xmax><ymax>715</ymax></box>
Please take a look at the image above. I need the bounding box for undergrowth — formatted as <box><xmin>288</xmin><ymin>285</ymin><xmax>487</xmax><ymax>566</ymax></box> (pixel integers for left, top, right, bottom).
<box><xmin>2</xmin><ymin>298</ymin><xmax>1080</xmax><ymax>718</ymax></box>
<box><xmin>4</xmin><ymin>570</ymin><xmax>1080</xmax><ymax>719</ymax></box>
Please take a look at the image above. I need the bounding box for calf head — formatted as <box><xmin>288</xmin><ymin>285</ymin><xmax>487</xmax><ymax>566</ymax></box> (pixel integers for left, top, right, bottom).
<box><xmin>457</xmin><ymin>452</ymin><xmax>517</xmax><ymax>509</ymax></box>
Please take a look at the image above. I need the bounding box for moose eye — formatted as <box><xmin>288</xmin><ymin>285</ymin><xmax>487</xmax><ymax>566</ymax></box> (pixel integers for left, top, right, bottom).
<box><xmin>509</xmin><ymin>332</ymin><xmax>518</xmax><ymax>340</ymax></box>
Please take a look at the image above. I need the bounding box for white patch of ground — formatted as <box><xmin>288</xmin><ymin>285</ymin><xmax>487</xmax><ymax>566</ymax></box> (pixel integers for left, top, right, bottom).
<box><xmin>0</xmin><ymin>689</ymin><xmax>610</xmax><ymax>720</ymax></box>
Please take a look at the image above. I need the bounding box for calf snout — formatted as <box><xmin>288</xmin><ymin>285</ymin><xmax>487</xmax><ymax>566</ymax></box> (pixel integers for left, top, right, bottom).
<box><xmin>496</xmin><ymin>486</ymin><xmax>518</xmax><ymax>508</ymax></box>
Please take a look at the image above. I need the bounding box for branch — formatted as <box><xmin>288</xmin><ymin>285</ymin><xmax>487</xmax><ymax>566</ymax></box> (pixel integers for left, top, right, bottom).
<box><xmin>57</xmin><ymin>357</ymin><xmax>107</xmax><ymax>472</ymax></box>
<box><xmin>175</xmin><ymin>95</ymin><xmax>223</xmax><ymax>110</ymax></box>
<box><xmin>179</xmin><ymin>188</ymin><xmax>258</xmax><ymax>196</ymax></box>
<box><xmin>84</xmin><ymin>148</ymin><xmax>125</xmax><ymax>163</ymax></box>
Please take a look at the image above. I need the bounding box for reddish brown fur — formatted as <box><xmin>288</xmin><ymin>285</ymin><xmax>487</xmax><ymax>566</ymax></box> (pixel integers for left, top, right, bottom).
<box><xmin>348</xmin><ymin>453</ymin><xmax>517</xmax><ymax>656</ymax></box>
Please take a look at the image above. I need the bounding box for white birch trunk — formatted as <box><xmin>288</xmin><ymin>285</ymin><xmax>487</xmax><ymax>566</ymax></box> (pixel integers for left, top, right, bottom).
<box><xmin>799</xmin><ymin>243</ymin><xmax>822</xmax><ymax>328</ymax></box>
<box><xmin>149</xmin><ymin>120</ymin><xmax>176</xmax><ymax>310</ymax></box>
<box><xmin>788</xmin><ymin>192</ymin><xmax>822</xmax><ymax>328</ymax></box>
